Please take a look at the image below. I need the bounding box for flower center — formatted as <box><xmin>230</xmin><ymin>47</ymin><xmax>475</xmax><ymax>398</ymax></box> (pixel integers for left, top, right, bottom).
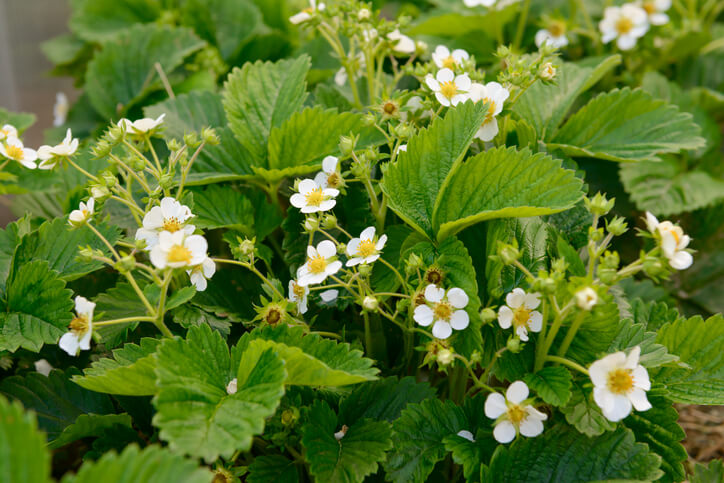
<box><xmin>292</xmin><ymin>282</ymin><xmax>306</xmax><ymax>299</ymax></box>
<box><xmin>483</xmin><ymin>98</ymin><xmax>497</xmax><ymax>123</ymax></box>
<box><xmin>433</xmin><ymin>302</ymin><xmax>453</xmax><ymax>321</ymax></box>
<box><xmin>326</xmin><ymin>172</ymin><xmax>341</xmax><ymax>188</ymax></box>
<box><xmin>308</xmin><ymin>254</ymin><xmax>328</xmax><ymax>274</ymax></box>
<box><xmin>512</xmin><ymin>306</ymin><xmax>531</xmax><ymax>328</ymax></box>
<box><xmin>615</xmin><ymin>17</ymin><xmax>634</xmax><ymax>34</ymax></box>
<box><xmin>163</xmin><ymin>217</ymin><xmax>182</xmax><ymax>232</ymax></box>
<box><xmin>440</xmin><ymin>81</ymin><xmax>458</xmax><ymax>99</ymax></box>
<box><xmin>303</xmin><ymin>6</ymin><xmax>314</xmax><ymax>13</ymax></box>
<box><xmin>507</xmin><ymin>404</ymin><xmax>527</xmax><ymax>426</ymax></box>
<box><xmin>167</xmin><ymin>244</ymin><xmax>192</xmax><ymax>264</ymax></box>
<box><xmin>266</xmin><ymin>307</ymin><xmax>282</xmax><ymax>325</ymax></box>
<box><xmin>607</xmin><ymin>368</ymin><xmax>634</xmax><ymax>394</ymax></box>
<box><xmin>642</xmin><ymin>2</ymin><xmax>656</xmax><ymax>14</ymax></box>
<box><xmin>69</xmin><ymin>315</ymin><xmax>88</xmax><ymax>334</ymax></box>
<box><xmin>357</xmin><ymin>239</ymin><xmax>377</xmax><ymax>258</ymax></box>
<box><xmin>383</xmin><ymin>101</ymin><xmax>398</xmax><ymax>115</ymax></box>
<box><xmin>305</xmin><ymin>188</ymin><xmax>325</xmax><ymax>207</ymax></box>
<box><xmin>548</xmin><ymin>20</ymin><xmax>566</xmax><ymax>37</ymax></box>
<box><xmin>6</xmin><ymin>145</ymin><xmax>23</xmax><ymax>160</ymax></box>
<box><xmin>442</xmin><ymin>55</ymin><xmax>457</xmax><ymax>70</ymax></box>
<box><xmin>81</xmin><ymin>209</ymin><xmax>90</xmax><ymax>219</ymax></box>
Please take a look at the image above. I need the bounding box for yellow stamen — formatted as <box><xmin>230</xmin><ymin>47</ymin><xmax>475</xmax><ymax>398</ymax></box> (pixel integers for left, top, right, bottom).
<box><xmin>305</xmin><ymin>188</ymin><xmax>325</xmax><ymax>207</ymax></box>
<box><xmin>615</xmin><ymin>17</ymin><xmax>633</xmax><ymax>34</ymax></box>
<box><xmin>167</xmin><ymin>244</ymin><xmax>192</xmax><ymax>264</ymax></box>
<box><xmin>512</xmin><ymin>306</ymin><xmax>532</xmax><ymax>329</ymax></box>
<box><xmin>326</xmin><ymin>172</ymin><xmax>341</xmax><ymax>188</ymax></box>
<box><xmin>357</xmin><ymin>239</ymin><xmax>377</xmax><ymax>258</ymax></box>
<box><xmin>440</xmin><ymin>81</ymin><xmax>458</xmax><ymax>99</ymax></box>
<box><xmin>5</xmin><ymin>145</ymin><xmax>23</xmax><ymax>160</ymax></box>
<box><xmin>607</xmin><ymin>368</ymin><xmax>634</xmax><ymax>394</ymax></box>
<box><xmin>548</xmin><ymin>20</ymin><xmax>566</xmax><ymax>37</ymax></box>
<box><xmin>442</xmin><ymin>55</ymin><xmax>457</xmax><ymax>70</ymax></box>
<box><xmin>308</xmin><ymin>254</ymin><xmax>327</xmax><ymax>274</ymax></box>
<box><xmin>163</xmin><ymin>217</ymin><xmax>182</xmax><ymax>232</ymax></box>
<box><xmin>69</xmin><ymin>315</ymin><xmax>88</xmax><ymax>334</ymax></box>
<box><xmin>433</xmin><ymin>302</ymin><xmax>453</xmax><ymax>321</ymax></box>
<box><xmin>507</xmin><ymin>404</ymin><xmax>527</xmax><ymax>426</ymax></box>
<box><xmin>642</xmin><ymin>2</ymin><xmax>656</xmax><ymax>14</ymax></box>
<box><xmin>292</xmin><ymin>282</ymin><xmax>306</xmax><ymax>299</ymax></box>
<box><xmin>482</xmin><ymin>98</ymin><xmax>497</xmax><ymax>123</ymax></box>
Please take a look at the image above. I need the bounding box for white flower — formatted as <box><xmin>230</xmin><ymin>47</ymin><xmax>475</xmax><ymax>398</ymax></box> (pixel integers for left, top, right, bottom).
<box><xmin>599</xmin><ymin>5</ymin><xmax>649</xmax><ymax>51</ymax></box>
<box><xmin>388</xmin><ymin>29</ymin><xmax>415</xmax><ymax>54</ymax></box>
<box><xmin>468</xmin><ymin>82</ymin><xmax>509</xmax><ymax>142</ymax></box>
<box><xmin>638</xmin><ymin>0</ymin><xmax>671</xmax><ymax>25</ymax></box>
<box><xmin>425</xmin><ymin>68</ymin><xmax>471</xmax><ymax>107</ymax></box>
<box><xmin>413</xmin><ymin>284</ymin><xmax>469</xmax><ymax>340</ymax></box>
<box><xmin>136</xmin><ymin>197</ymin><xmax>195</xmax><ymax>249</ymax></box>
<box><xmin>290</xmin><ymin>178</ymin><xmax>339</xmax><ymax>213</ymax></box>
<box><xmin>0</xmin><ymin>124</ymin><xmax>18</xmax><ymax>142</ymax></box>
<box><xmin>497</xmin><ymin>288</ymin><xmax>542</xmax><ymax>341</ymax></box>
<box><xmin>320</xmin><ymin>289</ymin><xmax>339</xmax><ymax>302</ymax></box>
<box><xmin>59</xmin><ymin>296</ymin><xmax>96</xmax><ymax>356</ymax></box>
<box><xmin>289</xmin><ymin>279</ymin><xmax>310</xmax><ymax>314</ymax></box>
<box><xmin>575</xmin><ymin>287</ymin><xmax>599</xmax><ymax>311</ymax></box>
<box><xmin>431</xmin><ymin>45</ymin><xmax>469</xmax><ymax>70</ymax></box>
<box><xmin>314</xmin><ymin>155</ymin><xmax>343</xmax><ymax>189</ymax></box>
<box><xmin>0</xmin><ymin>136</ymin><xmax>37</xmax><ymax>169</ymax></box>
<box><xmin>396</xmin><ymin>144</ymin><xmax>408</xmax><ymax>154</ymax></box>
<box><xmin>187</xmin><ymin>257</ymin><xmax>215</xmax><ymax>291</ymax></box>
<box><xmin>540</xmin><ymin>62</ymin><xmax>556</xmax><ymax>80</ymax></box>
<box><xmin>346</xmin><ymin>226</ymin><xmax>387</xmax><ymax>266</ymax></box>
<box><xmin>590</xmin><ymin>346</ymin><xmax>651</xmax><ymax>422</ymax></box>
<box><xmin>37</xmin><ymin>128</ymin><xmax>79</xmax><ymax>170</ymax></box>
<box><xmin>53</xmin><ymin>92</ymin><xmax>69</xmax><ymax>127</ymax></box>
<box><xmin>290</xmin><ymin>0</ymin><xmax>325</xmax><ymax>24</ymax></box>
<box><xmin>484</xmin><ymin>381</ymin><xmax>547</xmax><ymax>443</ymax></box>
<box><xmin>226</xmin><ymin>378</ymin><xmax>238</xmax><ymax>395</ymax></box>
<box><xmin>358</xmin><ymin>8</ymin><xmax>371</xmax><ymax>20</ymax></box>
<box><xmin>362</xmin><ymin>28</ymin><xmax>378</xmax><ymax>44</ymax></box>
<box><xmin>118</xmin><ymin>114</ymin><xmax>165</xmax><ymax>135</ymax></box>
<box><xmin>150</xmin><ymin>231</ymin><xmax>208</xmax><ymax>269</ymax></box>
<box><xmin>457</xmin><ymin>430</ymin><xmax>475</xmax><ymax>442</ymax></box>
<box><xmin>34</xmin><ymin>359</ymin><xmax>53</xmax><ymax>376</ymax></box>
<box><xmin>69</xmin><ymin>198</ymin><xmax>95</xmax><ymax>227</ymax></box>
<box><xmin>296</xmin><ymin>240</ymin><xmax>343</xmax><ymax>286</ymax></box>
<box><xmin>463</xmin><ymin>0</ymin><xmax>496</xmax><ymax>7</ymax></box>
<box><xmin>645</xmin><ymin>212</ymin><xmax>693</xmax><ymax>270</ymax></box>
<box><xmin>535</xmin><ymin>26</ymin><xmax>569</xmax><ymax>49</ymax></box>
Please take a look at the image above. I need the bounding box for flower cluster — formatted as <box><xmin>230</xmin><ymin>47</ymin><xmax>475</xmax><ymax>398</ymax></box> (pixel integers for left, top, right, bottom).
<box><xmin>599</xmin><ymin>1</ymin><xmax>671</xmax><ymax>50</ymax></box>
<box><xmin>0</xmin><ymin>123</ymin><xmax>80</xmax><ymax>171</ymax></box>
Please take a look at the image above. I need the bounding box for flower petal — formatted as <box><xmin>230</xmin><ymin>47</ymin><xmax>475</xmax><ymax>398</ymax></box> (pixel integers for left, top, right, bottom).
<box><xmin>493</xmin><ymin>421</ymin><xmax>516</xmax><ymax>444</ymax></box>
<box><xmin>447</xmin><ymin>287</ymin><xmax>468</xmax><ymax>308</ymax></box>
<box><xmin>519</xmin><ymin>415</ymin><xmax>544</xmax><ymax>438</ymax></box>
<box><xmin>498</xmin><ymin>306</ymin><xmax>513</xmax><ymax>329</ymax></box>
<box><xmin>450</xmin><ymin>310</ymin><xmax>469</xmax><ymax>330</ymax></box>
<box><xmin>432</xmin><ymin>320</ymin><xmax>452</xmax><ymax>339</ymax></box>
<box><xmin>484</xmin><ymin>393</ymin><xmax>508</xmax><ymax>419</ymax></box>
<box><xmin>413</xmin><ymin>305</ymin><xmax>434</xmax><ymax>326</ymax></box>
<box><xmin>424</xmin><ymin>284</ymin><xmax>445</xmax><ymax>303</ymax></box>
<box><xmin>506</xmin><ymin>381</ymin><xmax>529</xmax><ymax>404</ymax></box>
<box><xmin>317</xmin><ymin>240</ymin><xmax>337</xmax><ymax>258</ymax></box>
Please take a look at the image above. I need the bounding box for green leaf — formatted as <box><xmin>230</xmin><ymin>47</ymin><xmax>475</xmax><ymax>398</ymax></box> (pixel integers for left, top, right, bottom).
<box><xmin>381</xmin><ymin>101</ymin><xmax>488</xmax><ymax>238</ymax></box>
<box><xmin>338</xmin><ymin>377</ymin><xmax>436</xmax><ymax>426</ymax></box>
<box><xmin>0</xmin><ymin>369</ymin><xmax>115</xmax><ymax>442</ymax></box>
<box><xmin>0</xmin><ymin>107</ymin><xmax>36</xmax><ymax>133</ymax></box>
<box><xmin>433</xmin><ymin>147</ymin><xmax>584</xmax><ymax>241</ymax></box>
<box><xmin>651</xmin><ymin>314</ymin><xmax>724</xmax><ymax>404</ymax></box>
<box><xmin>190</xmin><ymin>185</ymin><xmax>255</xmax><ymax>232</ymax></box>
<box><xmin>145</xmin><ymin>91</ymin><xmax>257</xmax><ymax>184</ymax></box>
<box><xmin>248</xmin><ymin>454</ymin><xmax>300</xmax><ymax>483</ymax></box>
<box><xmin>608</xmin><ymin>318</ymin><xmax>679</xmax><ymax>369</ymax></box>
<box><xmin>628</xmin><ymin>299</ymin><xmax>682</xmax><ymax>332</ymax></box>
<box><xmin>153</xmin><ymin>325</ymin><xmax>286</xmax><ymax>462</ymax></box>
<box><xmin>487</xmin><ymin>426</ymin><xmax>663</xmax><ymax>482</ymax></box>
<box><xmin>69</xmin><ymin>0</ymin><xmax>160</xmax><ymax>42</ymax></box>
<box><xmin>302</xmin><ymin>400</ymin><xmax>393</xmax><ymax>483</ymax></box>
<box><xmin>0</xmin><ymin>260</ymin><xmax>73</xmax><ymax>353</ymax></box>
<box><xmin>524</xmin><ymin>366</ymin><xmax>572</xmax><ymax>407</ymax></box>
<box><xmin>172</xmin><ymin>304</ymin><xmax>232</xmax><ymax>336</ymax></box>
<box><xmin>181</xmin><ymin>0</ymin><xmax>262</xmax><ymax>62</ymax></box>
<box><xmin>12</xmin><ymin>217</ymin><xmax>121</xmax><ymax>281</ymax></box>
<box><xmin>370</xmin><ymin>224</ymin><xmax>412</xmax><ymax>294</ymax></box>
<box><xmin>408</xmin><ymin>8</ymin><xmax>517</xmax><ymax>40</ymax></box>
<box><xmin>91</xmin><ymin>281</ymin><xmax>153</xmax><ymax>347</ymax></box>
<box><xmin>620</xmin><ymin>157</ymin><xmax>724</xmax><ymax>216</ymax></box>
<box><xmin>223</xmin><ymin>56</ymin><xmax>311</xmax><ymax>164</ymax></box>
<box><xmin>49</xmin><ymin>413</ymin><xmax>132</xmax><ymax>450</ymax></box>
<box><xmin>166</xmin><ymin>286</ymin><xmax>197</xmax><ymax>311</ymax></box>
<box><xmin>384</xmin><ymin>398</ymin><xmax>467</xmax><ymax>483</ymax></box>
<box><xmin>235</xmin><ymin>325</ymin><xmax>379</xmax><ymax>386</ymax></box>
<box><xmin>556</xmin><ymin>235</ymin><xmax>586</xmax><ymax>277</ymax></box>
<box><xmin>60</xmin><ymin>444</ymin><xmax>212</xmax><ymax>483</ymax></box>
<box><xmin>550</xmin><ymin>88</ymin><xmax>705</xmax><ymax>162</ymax></box>
<box><xmin>0</xmin><ymin>396</ymin><xmax>51</xmax><ymax>483</ymax></box>
<box><xmin>561</xmin><ymin>380</ymin><xmax>616</xmax><ymax>437</ymax></box>
<box><xmin>0</xmin><ymin>216</ymin><xmax>32</xmax><ymax>291</ymax></box>
<box><xmin>73</xmin><ymin>338</ymin><xmax>161</xmax><ymax>396</ymax></box>
<box><xmin>623</xmin><ymin>394</ymin><xmax>686</xmax><ymax>483</ymax></box>
<box><xmin>85</xmin><ymin>24</ymin><xmax>204</xmax><ymax>118</ymax></box>
<box><xmin>691</xmin><ymin>459</ymin><xmax>724</xmax><ymax>483</ymax></box>
<box><xmin>513</xmin><ymin>56</ymin><xmax>621</xmax><ymax>140</ymax></box>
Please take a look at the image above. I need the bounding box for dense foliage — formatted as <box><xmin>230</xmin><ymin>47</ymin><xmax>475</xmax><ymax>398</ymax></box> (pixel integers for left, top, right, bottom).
<box><xmin>0</xmin><ymin>0</ymin><xmax>723</xmax><ymax>481</ymax></box>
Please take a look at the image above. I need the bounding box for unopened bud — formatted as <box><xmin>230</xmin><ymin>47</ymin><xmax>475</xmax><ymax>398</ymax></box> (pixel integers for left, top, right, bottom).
<box><xmin>497</xmin><ymin>241</ymin><xmax>520</xmax><ymax>265</ymax></box>
<box><xmin>574</xmin><ymin>286</ymin><xmax>598</xmax><ymax>311</ymax></box>
<box><xmin>183</xmin><ymin>132</ymin><xmax>200</xmax><ymax>148</ymax></box>
<box><xmin>362</xmin><ymin>113</ymin><xmax>376</xmax><ymax>127</ymax></box>
<box><xmin>281</xmin><ymin>407</ymin><xmax>300</xmax><ymax>426</ymax></box>
<box><xmin>226</xmin><ymin>378</ymin><xmax>238</xmax><ymax>395</ymax></box>
<box><xmin>357</xmin><ymin>263</ymin><xmax>372</xmax><ymax>277</ymax></box>
<box><xmin>114</xmin><ymin>254</ymin><xmax>136</xmax><ymax>273</ymax></box>
<box><xmin>358</xmin><ymin>8</ymin><xmax>371</xmax><ymax>20</ymax></box>
<box><xmin>339</xmin><ymin>135</ymin><xmax>356</xmax><ymax>157</ymax></box>
<box><xmin>405</xmin><ymin>253</ymin><xmax>424</xmax><ymax>274</ymax></box>
<box><xmin>585</xmin><ymin>192</ymin><xmax>615</xmax><ymax>216</ymax></box>
<box><xmin>239</xmin><ymin>238</ymin><xmax>255</xmax><ymax>256</ymax></box>
<box><xmin>304</xmin><ymin>216</ymin><xmax>319</xmax><ymax>232</ymax></box>
<box><xmin>606</xmin><ymin>216</ymin><xmax>628</xmax><ymax>236</ymax></box>
<box><xmin>201</xmin><ymin>127</ymin><xmax>219</xmax><ymax>145</ymax></box>
<box><xmin>321</xmin><ymin>214</ymin><xmax>337</xmax><ymax>230</ymax></box>
<box><xmin>363</xmin><ymin>296</ymin><xmax>378</xmax><ymax>311</ymax></box>
<box><xmin>507</xmin><ymin>337</ymin><xmax>522</xmax><ymax>352</ymax></box>
<box><xmin>480</xmin><ymin>307</ymin><xmax>497</xmax><ymax>323</ymax></box>
<box><xmin>91</xmin><ymin>186</ymin><xmax>110</xmax><ymax>200</ymax></box>
<box><xmin>437</xmin><ymin>348</ymin><xmax>454</xmax><ymax>365</ymax></box>
<box><xmin>540</xmin><ymin>62</ymin><xmax>556</xmax><ymax>81</ymax></box>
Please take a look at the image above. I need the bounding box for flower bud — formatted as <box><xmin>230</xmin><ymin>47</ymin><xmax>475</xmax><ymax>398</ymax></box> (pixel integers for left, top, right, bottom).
<box><xmin>226</xmin><ymin>378</ymin><xmax>238</xmax><ymax>395</ymax></box>
<box><xmin>91</xmin><ymin>140</ymin><xmax>112</xmax><ymax>158</ymax></box>
<box><xmin>405</xmin><ymin>253</ymin><xmax>424</xmax><ymax>274</ymax></box>
<box><xmin>643</xmin><ymin>256</ymin><xmax>667</xmax><ymax>278</ymax></box>
<box><xmin>394</xmin><ymin>123</ymin><xmax>413</xmax><ymax>139</ymax></box>
<box><xmin>507</xmin><ymin>337</ymin><xmax>522</xmax><ymax>353</ymax></box>
<box><xmin>363</xmin><ymin>296</ymin><xmax>379</xmax><ymax>312</ymax></box>
<box><xmin>480</xmin><ymin>307</ymin><xmax>497</xmax><ymax>323</ymax></box>
<box><xmin>589</xmin><ymin>227</ymin><xmax>605</xmax><ymax>242</ymax></box>
<box><xmin>167</xmin><ymin>139</ymin><xmax>182</xmax><ymax>151</ymax></box>
<box><xmin>437</xmin><ymin>348</ymin><xmax>454</xmax><ymax>365</ymax></box>
<box><xmin>78</xmin><ymin>246</ymin><xmax>95</xmax><ymax>262</ymax></box>
<box><xmin>159</xmin><ymin>173</ymin><xmax>174</xmax><ymax>190</ymax></box>
<box><xmin>281</xmin><ymin>407</ymin><xmax>300</xmax><ymax>426</ymax></box>
<box><xmin>321</xmin><ymin>214</ymin><xmax>337</xmax><ymax>230</ymax></box>
<box><xmin>357</xmin><ymin>263</ymin><xmax>372</xmax><ymax>277</ymax></box>
<box><xmin>130</xmin><ymin>156</ymin><xmax>146</xmax><ymax>172</ymax></box>
<box><xmin>532</xmin><ymin>275</ymin><xmax>557</xmax><ymax>294</ymax></box>
<box><xmin>362</xmin><ymin>113</ymin><xmax>377</xmax><ymax>127</ymax></box>
<box><xmin>415</xmin><ymin>40</ymin><xmax>428</xmax><ymax>54</ymax></box>
<box><xmin>358</xmin><ymin>8</ymin><xmax>371</xmax><ymax>20</ymax></box>
<box><xmin>606</xmin><ymin>216</ymin><xmax>628</xmax><ymax>236</ymax></box>
<box><xmin>574</xmin><ymin>286</ymin><xmax>598</xmax><ymax>311</ymax></box>
<box><xmin>539</xmin><ymin>62</ymin><xmax>556</xmax><ymax>81</ymax></box>
<box><xmin>598</xmin><ymin>267</ymin><xmax>618</xmax><ymax>285</ymax></box>
<box><xmin>304</xmin><ymin>216</ymin><xmax>320</xmax><ymax>232</ymax></box>
<box><xmin>183</xmin><ymin>132</ymin><xmax>200</xmax><ymax>149</ymax></box>
<box><xmin>339</xmin><ymin>135</ymin><xmax>356</xmax><ymax>157</ymax></box>
<box><xmin>239</xmin><ymin>238</ymin><xmax>255</xmax><ymax>256</ymax></box>
<box><xmin>107</xmin><ymin>124</ymin><xmax>124</xmax><ymax>142</ymax></box>
<box><xmin>585</xmin><ymin>192</ymin><xmax>615</xmax><ymax>216</ymax></box>
<box><xmin>470</xmin><ymin>351</ymin><xmax>482</xmax><ymax>364</ymax></box>
<box><xmin>201</xmin><ymin>127</ymin><xmax>219</xmax><ymax>145</ymax></box>
<box><xmin>114</xmin><ymin>254</ymin><xmax>136</xmax><ymax>273</ymax></box>
<box><xmin>90</xmin><ymin>186</ymin><xmax>110</xmax><ymax>201</ymax></box>
<box><xmin>600</xmin><ymin>250</ymin><xmax>620</xmax><ymax>270</ymax></box>
<box><xmin>497</xmin><ymin>240</ymin><xmax>520</xmax><ymax>265</ymax></box>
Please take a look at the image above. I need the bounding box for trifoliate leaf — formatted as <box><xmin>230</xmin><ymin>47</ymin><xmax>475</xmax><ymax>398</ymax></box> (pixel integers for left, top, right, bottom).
<box><xmin>223</xmin><ymin>55</ymin><xmax>311</xmax><ymax>164</ymax></box>
<box><xmin>301</xmin><ymin>400</ymin><xmax>392</xmax><ymax>483</ymax></box>
<box><xmin>524</xmin><ymin>366</ymin><xmax>573</xmax><ymax>407</ymax></box>
<box><xmin>432</xmin><ymin>147</ymin><xmax>584</xmax><ymax>241</ymax></box>
<box><xmin>487</xmin><ymin>425</ymin><xmax>663</xmax><ymax>482</ymax></box>
<box><xmin>608</xmin><ymin>317</ymin><xmax>679</xmax><ymax>369</ymax></box>
<box><xmin>651</xmin><ymin>314</ymin><xmax>724</xmax><ymax>404</ymax></box>
<box><xmin>384</xmin><ymin>398</ymin><xmax>467</xmax><ymax>483</ymax></box>
<box><xmin>189</xmin><ymin>185</ymin><xmax>255</xmax><ymax>232</ymax></box>
<box><xmin>59</xmin><ymin>444</ymin><xmax>212</xmax><ymax>483</ymax></box>
<box><xmin>628</xmin><ymin>299</ymin><xmax>682</xmax><ymax>332</ymax></box>
<box><xmin>0</xmin><ymin>395</ymin><xmax>51</xmax><ymax>483</ymax></box>
<box><xmin>620</xmin><ymin>157</ymin><xmax>724</xmax><ymax>216</ymax></box>
<box><xmin>49</xmin><ymin>413</ymin><xmax>132</xmax><ymax>450</ymax></box>
<box><xmin>381</xmin><ymin>101</ymin><xmax>488</xmax><ymax>238</ymax></box>
<box><xmin>69</xmin><ymin>0</ymin><xmax>161</xmax><ymax>42</ymax></box>
<box><xmin>0</xmin><ymin>260</ymin><xmax>73</xmax><ymax>353</ymax></box>
<box><xmin>12</xmin><ymin>217</ymin><xmax>121</xmax><ymax>281</ymax></box>
<box><xmin>513</xmin><ymin>56</ymin><xmax>620</xmax><ymax>140</ymax></box>
<box><xmin>263</xmin><ymin>107</ymin><xmax>384</xmax><ymax>182</ymax></box>
<box><xmin>145</xmin><ymin>91</ymin><xmax>257</xmax><ymax>185</ymax></box>
<box><xmin>248</xmin><ymin>454</ymin><xmax>300</xmax><ymax>483</ymax></box>
<box><xmin>153</xmin><ymin>324</ymin><xmax>286</xmax><ymax>462</ymax></box>
<box><xmin>85</xmin><ymin>24</ymin><xmax>204</xmax><ymax>118</ymax></box>
<box><xmin>72</xmin><ymin>338</ymin><xmax>161</xmax><ymax>396</ymax></box>
<box><xmin>560</xmin><ymin>380</ymin><xmax>616</xmax><ymax>437</ymax></box>
<box><xmin>550</xmin><ymin>88</ymin><xmax>705</xmax><ymax>162</ymax></box>
<box><xmin>624</xmin><ymin>394</ymin><xmax>686</xmax><ymax>483</ymax></box>
<box><xmin>338</xmin><ymin>377</ymin><xmax>436</xmax><ymax>426</ymax></box>
<box><xmin>691</xmin><ymin>459</ymin><xmax>724</xmax><ymax>483</ymax></box>
<box><xmin>0</xmin><ymin>368</ymin><xmax>115</xmax><ymax>442</ymax></box>
<box><xmin>234</xmin><ymin>325</ymin><xmax>378</xmax><ymax>386</ymax></box>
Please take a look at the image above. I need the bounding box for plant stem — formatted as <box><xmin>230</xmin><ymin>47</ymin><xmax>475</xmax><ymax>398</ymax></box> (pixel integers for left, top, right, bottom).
<box><xmin>556</xmin><ymin>310</ymin><xmax>587</xmax><ymax>358</ymax></box>
<box><xmin>513</xmin><ymin>0</ymin><xmax>531</xmax><ymax>51</ymax></box>
<box><xmin>94</xmin><ymin>316</ymin><xmax>156</xmax><ymax>326</ymax></box>
<box><xmin>545</xmin><ymin>355</ymin><xmax>589</xmax><ymax>375</ymax></box>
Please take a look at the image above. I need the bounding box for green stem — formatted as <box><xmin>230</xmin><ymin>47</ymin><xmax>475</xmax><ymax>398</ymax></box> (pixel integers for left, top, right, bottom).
<box><xmin>153</xmin><ymin>274</ymin><xmax>174</xmax><ymax>338</ymax></box>
<box><xmin>513</xmin><ymin>0</ymin><xmax>531</xmax><ymax>51</ymax></box>
<box><xmin>556</xmin><ymin>310</ymin><xmax>587</xmax><ymax>358</ymax></box>
<box><xmin>94</xmin><ymin>316</ymin><xmax>156</xmax><ymax>326</ymax></box>
<box><xmin>545</xmin><ymin>355</ymin><xmax>589</xmax><ymax>375</ymax></box>
<box><xmin>176</xmin><ymin>141</ymin><xmax>205</xmax><ymax>200</ymax></box>
<box><xmin>66</xmin><ymin>156</ymin><xmax>99</xmax><ymax>182</ymax></box>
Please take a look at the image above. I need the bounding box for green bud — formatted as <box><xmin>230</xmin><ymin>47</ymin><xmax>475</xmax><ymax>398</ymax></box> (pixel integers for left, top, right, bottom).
<box><xmin>321</xmin><ymin>214</ymin><xmax>337</xmax><ymax>230</ymax></box>
<box><xmin>167</xmin><ymin>139</ymin><xmax>182</xmax><ymax>151</ymax></box>
<box><xmin>437</xmin><ymin>348</ymin><xmax>454</xmax><ymax>365</ymax></box>
<box><xmin>506</xmin><ymin>337</ymin><xmax>522</xmax><ymax>353</ymax></box>
<box><xmin>585</xmin><ymin>192</ymin><xmax>615</xmax><ymax>216</ymax></box>
<box><xmin>183</xmin><ymin>132</ymin><xmax>200</xmax><ymax>149</ymax></box>
<box><xmin>339</xmin><ymin>135</ymin><xmax>357</xmax><ymax>157</ymax></box>
<box><xmin>159</xmin><ymin>173</ymin><xmax>174</xmax><ymax>190</ymax></box>
<box><xmin>304</xmin><ymin>216</ymin><xmax>319</xmax><ymax>232</ymax></box>
<box><xmin>106</xmin><ymin>124</ymin><xmax>124</xmax><ymax>143</ymax></box>
<box><xmin>589</xmin><ymin>227</ymin><xmax>605</xmax><ymax>242</ymax></box>
<box><xmin>91</xmin><ymin>140</ymin><xmax>112</xmax><ymax>158</ymax></box>
<box><xmin>642</xmin><ymin>255</ymin><xmax>667</xmax><ymax>278</ymax></box>
<box><xmin>479</xmin><ymin>307</ymin><xmax>497</xmax><ymax>323</ymax></box>
<box><xmin>606</xmin><ymin>216</ymin><xmax>628</xmax><ymax>236</ymax></box>
<box><xmin>135</xmin><ymin>238</ymin><xmax>148</xmax><ymax>250</ymax></box>
<box><xmin>396</xmin><ymin>297</ymin><xmax>410</xmax><ymax>313</ymax></box>
<box><xmin>90</xmin><ymin>185</ymin><xmax>111</xmax><ymax>201</ymax></box>
<box><xmin>497</xmin><ymin>240</ymin><xmax>520</xmax><ymax>265</ymax></box>
<box><xmin>405</xmin><ymin>252</ymin><xmax>424</xmax><ymax>274</ymax></box>
<box><xmin>114</xmin><ymin>254</ymin><xmax>136</xmax><ymax>273</ymax></box>
<box><xmin>600</xmin><ymin>250</ymin><xmax>620</xmax><ymax>270</ymax></box>
<box><xmin>239</xmin><ymin>238</ymin><xmax>255</xmax><ymax>256</ymax></box>
<box><xmin>357</xmin><ymin>263</ymin><xmax>372</xmax><ymax>277</ymax></box>
<box><xmin>201</xmin><ymin>127</ymin><xmax>220</xmax><ymax>145</ymax></box>
<box><xmin>281</xmin><ymin>407</ymin><xmax>300</xmax><ymax>427</ymax></box>
<box><xmin>362</xmin><ymin>113</ymin><xmax>377</xmax><ymax>127</ymax></box>
<box><xmin>532</xmin><ymin>275</ymin><xmax>557</xmax><ymax>294</ymax></box>
<box><xmin>130</xmin><ymin>156</ymin><xmax>146</xmax><ymax>172</ymax></box>
<box><xmin>551</xmin><ymin>259</ymin><xmax>567</xmax><ymax>274</ymax></box>
<box><xmin>470</xmin><ymin>351</ymin><xmax>482</xmax><ymax>364</ymax></box>
<box><xmin>101</xmin><ymin>171</ymin><xmax>117</xmax><ymax>187</ymax></box>
<box><xmin>78</xmin><ymin>247</ymin><xmax>95</xmax><ymax>262</ymax></box>
<box><xmin>598</xmin><ymin>267</ymin><xmax>618</xmax><ymax>285</ymax></box>
<box><xmin>394</xmin><ymin>123</ymin><xmax>413</xmax><ymax>139</ymax></box>
<box><xmin>362</xmin><ymin>296</ymin><xmax>379</xmax><ymax>312</ymax></box>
